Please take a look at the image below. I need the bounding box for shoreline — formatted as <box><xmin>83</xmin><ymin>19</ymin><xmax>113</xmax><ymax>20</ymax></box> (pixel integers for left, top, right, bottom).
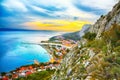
<box><xmin>0</xmin><ymin>40</ymin><xmax>76</xmax><ymax>80</ymax></box>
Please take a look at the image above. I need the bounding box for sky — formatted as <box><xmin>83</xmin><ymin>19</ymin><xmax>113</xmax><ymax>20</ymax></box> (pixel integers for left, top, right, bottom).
<box><xmin>0</xmin><ymin>0</ymin><xmax>118</xmax><ymax>32</ymax></box>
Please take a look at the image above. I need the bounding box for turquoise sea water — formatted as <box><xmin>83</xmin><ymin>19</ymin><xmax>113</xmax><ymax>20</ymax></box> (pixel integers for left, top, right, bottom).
<box><xmin>0</xmin><ymin>31</ymin><xmax>62</xmax><ymax>72</ymax></box>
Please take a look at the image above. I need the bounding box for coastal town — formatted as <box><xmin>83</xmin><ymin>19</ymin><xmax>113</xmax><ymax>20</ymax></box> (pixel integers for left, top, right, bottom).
<box><xmin>0</xmin><ymin>62</ymin><xmax>59</xmax><ymax>80</ymax></box>
<box><xmin>0</xmin><ymin>39</ymin><xmax>77</xmax><ymax>80</ymax></box>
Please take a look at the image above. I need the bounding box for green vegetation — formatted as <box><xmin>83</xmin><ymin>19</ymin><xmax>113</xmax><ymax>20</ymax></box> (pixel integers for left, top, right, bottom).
<box><xmin>81</xmin><ymin>23</ymin><xmax>120</xmax><ymax>79</ymax></box>
<box><xmin>114</xmin><ymin>46</ymin><xmax>120</xmax><ymax>52</ymax></box>
<box><xmin>49</xmin><ymin>31</ymin><xmax>81</xmax><ymax>41</ymax></box>
<box><xmin>62</xmin><ymin>31</ymin><xmax>81</xmax><ymax>41</ymax></box>
<box><xmin>82</xmin><ymin>32</ymin><xmax>97</xmax><ymax>41</ymax></box>
<box><xmin>15</xmin><ymin>70</ymin><xmax>55</xmax><ymax>80</ymax></box>
<box><xmin>102</xmin><ymin>23</ymin><xmax>120</xmax><ymax>46</ymax></box>
<box><xmin>86</xmin><ymin>39</ymin><xmax>106</xmax><ymax>48</ymax></box>
<box><xmin>85</xmin><ymin>24</ymin><xmax>120</xmax><ymax>53</ymax></box>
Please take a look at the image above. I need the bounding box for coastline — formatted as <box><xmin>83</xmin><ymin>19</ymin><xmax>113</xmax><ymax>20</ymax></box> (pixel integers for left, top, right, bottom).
<box><xmin>0</xmin><ymin>40</ymin><xmax>75</xmax><ymax>80</ymax></box>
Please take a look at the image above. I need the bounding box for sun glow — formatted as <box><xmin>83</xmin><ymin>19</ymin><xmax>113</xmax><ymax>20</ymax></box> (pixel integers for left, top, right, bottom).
<box><xmin>23</xmin><ymin>20</ymin><xmax>91</xmax><ymax>32</ymax></box>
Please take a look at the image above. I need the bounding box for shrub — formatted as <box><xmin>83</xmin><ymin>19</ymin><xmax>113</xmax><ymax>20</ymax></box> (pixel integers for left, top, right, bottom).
<box><xmin>116</xmin><ymin>40</ymin><xmax>120</xmax><ymax>46</ymax></box>
<box><xmin>102</xmin><ymin>45</ymin><xmax>108</xmax><ymax>53</ymax></box>
<box><xmin>104</xmin><ymin>54</ymin><xmax>115</xmax><ymax>63</ymax></box>
<box><xmin>102</xmin><ymin>24</ymin><xmax>120</xmax><ymax>47</ymax></box>
<box><xmin>83</xmin><ymin>32</ymin><xmax>97</xmax><ymax>41</ymax></box>
<box><xmin>114</xmin><ymin>46</ymin><xmax>120</xmax><ymax>52</ymax></box>
<box><xmin>110</xmin><ymin>66</ymin><xmax>120</xmax><ymax>79</ymax></box>
<box><xmin>86</xmin><ymin>39</ymin><xmax>106</xmax><ymax>49</ymax></box>
<box><xmin>115</xmin><ymin>57</ymin><xmax>120</xmax><ymax>65</ymax></box>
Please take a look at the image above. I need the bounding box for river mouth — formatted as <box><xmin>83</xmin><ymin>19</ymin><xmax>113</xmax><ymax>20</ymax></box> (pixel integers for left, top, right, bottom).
<box><xmin>0</xmin><ymin>31</ymin><xmax>62</xmax><ymax>72</ymax></box>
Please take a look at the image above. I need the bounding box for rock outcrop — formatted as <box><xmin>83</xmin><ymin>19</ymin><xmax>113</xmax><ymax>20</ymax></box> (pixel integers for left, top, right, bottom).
<box><xmin>90</xmin><ymin>1</ymin><xmax>120</xmax><ymax>39</ymax></box>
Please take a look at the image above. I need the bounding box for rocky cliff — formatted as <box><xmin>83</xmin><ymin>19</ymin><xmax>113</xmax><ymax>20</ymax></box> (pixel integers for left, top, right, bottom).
<box><xmin>90</xmin><ymin>1</ymin><xmax>120</xmax><ymax>39</ymax></box>
<box><xmin>51</xmin><ymin>1</ymin><xmax>120</xmax><ymax>80</ymax></box>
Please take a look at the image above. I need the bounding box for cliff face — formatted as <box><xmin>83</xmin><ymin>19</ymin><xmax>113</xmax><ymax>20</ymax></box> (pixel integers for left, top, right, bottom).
<box><xmin>90</xmin><ymin>1</ymin><xmax>120</xmax><ymax>39</ymax></box>
<box><xmin>51</xmin><ymin>1</ymin><xmax>120</xmax><ymax>80</ymax></box>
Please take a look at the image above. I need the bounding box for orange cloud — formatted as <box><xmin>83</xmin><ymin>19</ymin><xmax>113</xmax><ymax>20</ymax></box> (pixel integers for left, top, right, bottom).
<box><xmin>23</xmin><ymin>20</ymin><xmax>91</xmax><ymax>32</ymax></box>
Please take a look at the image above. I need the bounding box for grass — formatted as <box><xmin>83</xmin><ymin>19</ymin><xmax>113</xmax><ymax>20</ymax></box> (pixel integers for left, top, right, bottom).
<box><xmin>81</xmin><ymin>23</ymin><xmax>120</xmax><ymax>79</ymax></box>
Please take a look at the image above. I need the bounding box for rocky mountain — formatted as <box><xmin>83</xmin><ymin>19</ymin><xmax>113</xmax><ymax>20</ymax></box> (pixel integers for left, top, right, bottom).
<box><xmin>51</xmin><ymin>1</ymin><xmax>120</xmax><ymax>80</ymax></box>
<box><xmin>49</xmin><ymin>24</ymin><xmax>91</xmax><ymax>41</ymax></box>
<box><xmin>90</xmin><ymin>1</ymin><xmax>120</xmax><ymax>39</ymax></box>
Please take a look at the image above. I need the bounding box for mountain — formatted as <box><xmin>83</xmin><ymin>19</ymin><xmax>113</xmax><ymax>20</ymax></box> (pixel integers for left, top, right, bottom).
<box><xmin>51</xmin><ymin>1</ymin><xmax>120</xmax><ymax>80</ymax></box>
<box><xmin>90</xmin><ymin>1</ymin><xmax>120</xmax><ymax>39</ymax></box>
<box><xmin>49</xmin><ymin>24</ymin><xmax>92</xmax><ymax>41</ymax></box>
<box><xmin>78</xmin><ymin>24</ymin><xmax>92</xmax><ymax>37</ymax></box>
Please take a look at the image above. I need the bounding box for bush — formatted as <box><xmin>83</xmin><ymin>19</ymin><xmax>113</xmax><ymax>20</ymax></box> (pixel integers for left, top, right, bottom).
<box><xmin>102</xmin><ymin>45</ymin><xmax>108</xmax><ymax>53</ymax></box>
<box><xmin>86</xmin><ymin>39</ymin><xmax>106</xmax><ymax>49</ymax></box>
<box><xmin>110</xmin><ymin>66</ymin><xmax>120</xmax><ymax>78</ymax></box>
<box><xmin>116</xmin><ymin>40</ymin><xmax>120</xmax><ymax>46</ymax></box>
<box><xmin>115</xmin><ymin>57</ymin><xmax>120</xmax><ymax>65</ymax></box>
<box><xmin>114</xmin><ymin>46</ymin><xmax>120</xmax><ymax>52</ymax></box>
<box><xmin>83</xmin><ymin>32</ymin><xmax>97</xmax><ymax>41</ymax></box>
<box><xmin>102</xmin><ymin>24</ymin><xmax>120</xmax><ymax>47</ymax></box>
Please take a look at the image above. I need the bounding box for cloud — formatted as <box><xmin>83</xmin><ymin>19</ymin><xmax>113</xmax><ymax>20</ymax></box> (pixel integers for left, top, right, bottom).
<box><xmin>0</xmin><ymin>0</ymin><xmax>118</xmax><ymax>30</ymax></box>
<box><xmin>76</xmin><ymin>0</ymin><xmax>117</xmax><ymax>10</ymax></box>
<box><xmin>1</xmin><ymin>0</ymin><xmax>28</xmax><ymax>12</ymax></box>
<box><xmin>74</xmin><ymin>0</ymin><xmax>117</xmax><ymax>15</ymax></box>
<box><xmin>73</xmin><ymin>3</ymin><xmax>106</xmax><ymax>15</ymax></box>
<box><xmin>22</xmin><ymin>20</ymin><xmax>91</xmax><ymax>32</ymax></box>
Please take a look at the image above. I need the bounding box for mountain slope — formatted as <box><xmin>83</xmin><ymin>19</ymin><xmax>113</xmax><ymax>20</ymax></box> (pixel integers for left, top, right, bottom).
<box><xmin>90</xmin><ymin>1</ymin><xmax>120</xmax><ymax>39</ymax></box>
<box><xmin>51</xmin><ymin>1</ymin><xmax>120</xmax><ymax>80</ymax></box>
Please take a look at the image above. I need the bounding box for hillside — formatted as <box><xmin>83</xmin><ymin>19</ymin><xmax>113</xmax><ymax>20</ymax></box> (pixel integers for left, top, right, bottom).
<box><xmin>49</xmin><ymin>24</ymin><xmax>91</xmax><ymax>41</ymax></box>
<box><xmin>52</xmin><ymin>1</ymin><xmax>120</xmax><ymax>80</ymax></box>
<box><xmin>90</xmin><ymin>1</ymin><xmax>120</xmax><ymax>39</ymax></box>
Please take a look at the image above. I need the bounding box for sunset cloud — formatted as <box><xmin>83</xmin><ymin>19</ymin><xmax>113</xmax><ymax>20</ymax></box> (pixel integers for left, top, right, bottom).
<box><xmin>0</xmin><ymin>0</ymin><xmax>118</xmax><ymax>31</ymax></box>
<box><xmin>23</xmin><ymin>20</ymin><xmax>91</xmax><ymax>32</ymax></box>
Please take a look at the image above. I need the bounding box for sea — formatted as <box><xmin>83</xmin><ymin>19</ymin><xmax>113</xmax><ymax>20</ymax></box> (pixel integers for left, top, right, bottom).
<box><xmin>0</xmin><ymin>31</ymin><xmax>64</xmax><ymax>72</ymax></box>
